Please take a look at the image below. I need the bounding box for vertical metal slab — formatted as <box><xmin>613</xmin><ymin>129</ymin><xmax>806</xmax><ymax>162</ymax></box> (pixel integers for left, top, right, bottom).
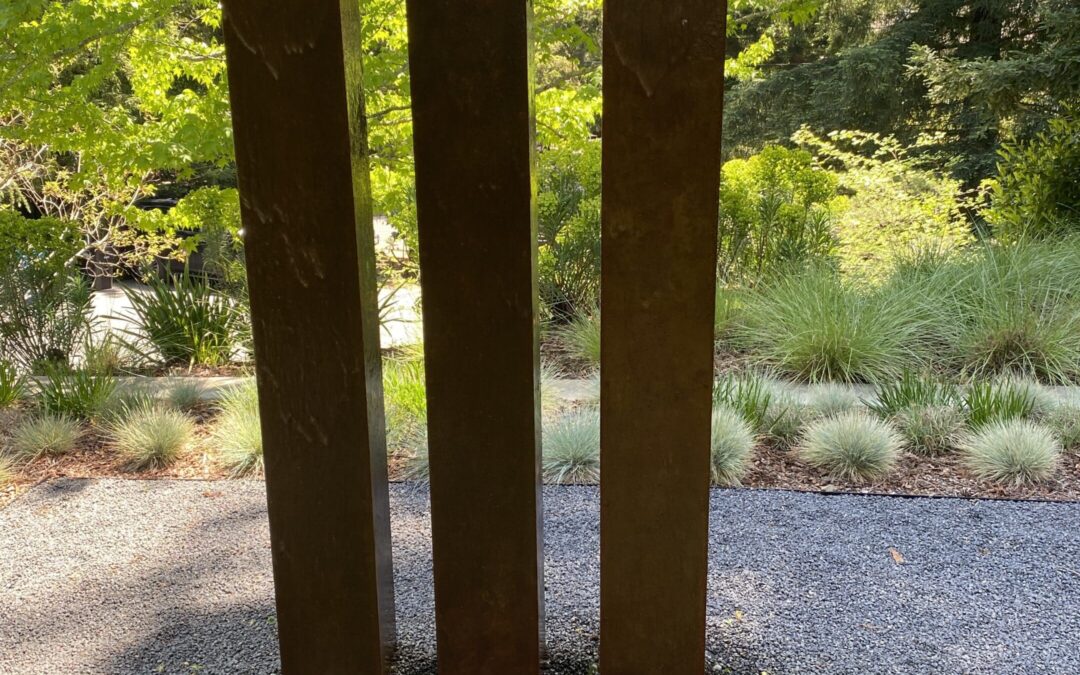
<box><xmin>222</xmin><ymin>1</ymin><xmax>394</xmax><ymax>672</ymax></box>
<box><xmin>405</xmin><ymin>1</ymin><xmax>543</xmax><ymax>673</ymax></box>
<box><xmin>599</xmin><ymin>2</ymin><xmax>727</xmax><ymax>673</ymax></box>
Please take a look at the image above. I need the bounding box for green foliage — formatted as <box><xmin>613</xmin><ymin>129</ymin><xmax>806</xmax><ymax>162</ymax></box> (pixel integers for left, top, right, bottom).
<box><xmin>10</xmin><ymin>414</ymin><xmax>81</xmax><ymax>460</ymax></box>
<box><xmin>542</xmin><ymin>407</ymin><xmax>601</xmax><ymax>483</ymax></box>
<box><xmin>382</xmin><ymin>352</ymin><xmax>427</xmax><ymax>452</ymax></box>
<box><xmin>963</xmin><ymin>379</ymin><xmax>1038</xmax><ymax>429</ymax></box>
<box><xmin>868</xmin><ymin>371</ymin><xmax>959</xmax><ymax>418</ymax></box>
<box><xmin>795</xmin><ymin>129</ymin><xmax>973</xmax><ymax>280</ymax></box>
<box><xmin>961</xmin><ymin>419</ymin><xmax>1060</xmax><ymax>484</ymax></box>
<box><xmin>124</xmin><ymin>272</ymin><xmax>239</xmax><ymax>367</ymax></box>
<box><xmin>761</xmin><ymin>388</ymin><xmax>810</xmax><ymax>446</ymax></box>
<box><xmin>556</xmin><ymin>311</ymin><xmax>601</xmax><ymax>369</ymax></box>
<box><xmin>0</xmin><ymin>361</ymin><xmax>27</xmax><ymax>407</ymax></box>
<box><xmin>717</xmin><ymin>145</ymin><xmax>840</xmax><ymax>282</ymax></box>
<box><xmin>38</xmin><ymin>367</ymin><xmax>117</xmax><ymax>419</ymax></box>
<box><xmin>895</xmin><ymin>405</ymin><xmax>965</xmax><ymax>456</ymax></box>
<box><xmin>0</xmin><ymin>455</ymin><xmax>14</xmax><ymax>487</ymax></box>
<box><xmin>110</xmin><ymin>404</ymin><xmax>194</xmax><ymax>470</ymax></box>
<box><xmin>537</xmin><ymin>143</ymin><xmax>602</xmax><ymax>319</ymax></box>
<box><xmin>709</xmin><ymin>405</ymin><xmax>756</xmax><ymax>486</ymax></box>
<box><xmin>800</xmin><ymin>411</ymin><xmax>903</xmax><ymax>482</ymax></box>
<box><xmin>210</xmin><ymin>380</ymin><xmax>263</xmax><ymax>476</ymax></box>
<box><xmin>730</xmin><ymin>264</ymin><xmax>929</xmax><ymax>382</ymax></box>
<box><xmin>986</xmin><ymin>108</ymin><xmax>1080</xmax><ymax>241</ymax></box>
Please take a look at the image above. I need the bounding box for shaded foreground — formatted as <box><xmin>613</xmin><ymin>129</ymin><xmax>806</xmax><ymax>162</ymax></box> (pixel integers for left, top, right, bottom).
<box><xmin>1</xmin><ymin>480</ymin><xmax>1078</xmax><ymax>673</ymax></box>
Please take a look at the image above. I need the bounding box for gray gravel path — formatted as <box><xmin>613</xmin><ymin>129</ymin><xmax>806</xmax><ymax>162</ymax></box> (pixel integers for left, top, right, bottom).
<box><xmin>1</xmin><ymin>479</ymin><xmax>1078</xmax><ymax>674</ymax></box>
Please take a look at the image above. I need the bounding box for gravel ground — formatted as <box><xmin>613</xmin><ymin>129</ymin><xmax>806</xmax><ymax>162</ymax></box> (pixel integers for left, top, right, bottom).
<box><xmin>1</xmin><ymin>479</ymin><xmax>1078</xmax><ymax>674</ymax></box>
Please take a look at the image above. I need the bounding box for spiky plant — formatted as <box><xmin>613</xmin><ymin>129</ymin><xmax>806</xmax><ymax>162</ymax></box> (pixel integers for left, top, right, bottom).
<box><xmin>800</xmin><ymin>411</ymin><xmax>903</xmax><ymax>483</ymax></box>
<box><xmin>960</xmin><ymin>420</ymin><xmax>1060</xmax><ymax>485</ymax></box>
<box><xmin>542</xmin><ymin>407</ymin><xmax>601</xmax><ymax>484</ymax></box>
<box><xmin>710</xmin><ymin>405</ymin><xmax>755</xmax><ymax>486</ymax></box>
<box><xmin>0</xmin><ymin>361</ymin><xmax>26</xmax><ymax>408</ymax></box>
<box><xmin>556</xmin><ymin>311</ymin><xmax>601</xmax><ymax>369</ymax></box>
<box><xmin>867</xmin><ymin>371</ymin><xmax>959</xmax><ymax>418</ymax></box>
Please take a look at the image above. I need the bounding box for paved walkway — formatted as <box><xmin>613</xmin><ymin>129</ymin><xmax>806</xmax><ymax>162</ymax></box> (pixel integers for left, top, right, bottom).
<box><xmin>1</xmin><ymin>480</ymin><xmax>1078</xmax><ymax>674</ymax></box>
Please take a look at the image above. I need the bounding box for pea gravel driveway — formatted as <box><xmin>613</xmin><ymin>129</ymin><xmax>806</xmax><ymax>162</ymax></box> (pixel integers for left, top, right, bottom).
<box><xmin>1</xmin><ymin>479</ymin><xmax>1078</xmax><ymax>674</ymax></box>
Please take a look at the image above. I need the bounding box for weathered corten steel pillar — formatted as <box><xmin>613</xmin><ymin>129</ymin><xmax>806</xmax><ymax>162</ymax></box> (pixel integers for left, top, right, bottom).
<box><xmin>222</xmin><ymin>1</ymin><xmax>395</xmax><ymax>672</ymax></box>
<box><xmin>600</xmin><ymin>2</ymin><xmax>727</xmax><ymax>673</ymax></box>
<box><xmin>405</xmin><ymin>1</ymin><xmax>544</xmax><ymax>673</ymax></box>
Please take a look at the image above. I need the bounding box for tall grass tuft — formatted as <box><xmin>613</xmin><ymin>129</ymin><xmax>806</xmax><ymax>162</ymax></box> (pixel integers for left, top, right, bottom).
<box><xmin>961</xmin><ymin>420</ymin><xmax>1060</xmax><ymax>484</ymax></box>
<box><xmin>730</xmin><ymin>265</ymin><xmax>929</xmax><ymax>382</ymax></box>
<box><xmin>10</xmin><ymin>414</ymin><xmax>82</xmax><ymax>460</ymax></box>
<box><xmin>1045</xmin><ymin>401</ymin><xmax>1080</xmax><ymax>452</ymax></box>
<box><xmin>556</xmin><ymin>311</ymin><xmax>601</xmax><ymax>369</ymax></box>
<box><xmin>964</xmin><ymin>379</ymin><xmax>1039</xmax><ymax>428</ymax></box>
<box><xmin>165</xmin><ymin>380</ymin><xmax>208</xmax><ymax>412</ymax></box>
<box><xmin>710</xmin><ymin>405</ymin><xmax>755</xmax><ymax>486</ymax></box>
<box><xmin>110</xmin><ymin>404</ymin><xmax>195</xmax><ymax>470</ymax></box>
<box><xmin>211</xmin><ymin>380</ymin><xmax>263</xmax><ymax>476</ymax></box>
<box><xmin>800</xmin><ymin>411</ymin><xmax>903</xmax><ymax>482</ymax></box>
<box><xmin>805</xmin><ymin>384</ymin><xmax>861</xmax><ymax>418</ymax></box>
<box><xmin>542</xmin><ymin>407</ymin><xmax>601</xmax><ymax>483</ymax></box>
<box><xmin>713</xmin><ymin>373</ymin><xmax>773</xmax><ymax>432</ymax></box>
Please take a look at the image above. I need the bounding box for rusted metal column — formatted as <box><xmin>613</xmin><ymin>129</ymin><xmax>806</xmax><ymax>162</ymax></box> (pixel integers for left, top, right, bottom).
<box><xmin>405</xmin><ymin>1</ymin><xmax>543</xmax><ymax>673</ymax></box>
<box><xmin>221</xmin><ymin>1</ymin><xmax>394</xmax><ymax>672</ymax></box>
<box><xmin>599</xmin><ymin>2</ymin><xmax>727</xmax><ymax>673</ymax></box>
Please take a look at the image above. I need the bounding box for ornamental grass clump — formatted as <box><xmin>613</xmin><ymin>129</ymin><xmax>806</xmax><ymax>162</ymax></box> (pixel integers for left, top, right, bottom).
<box><xmin>110</xmin><ymin>404</ymin><xmax>195</xmax><ymax>470</ymax></box>
<box><xmin>730</xmin><ymin>265</ymin><xmax>929</xmax><ymax>383</ymax></box>
<box><xmin>800</xmin><ymin>411</ymin><xmax>903</xmax><ymax>483</ymax></box>
<box><xmin>895</xmin><ymin>405</ymin><xmax>965</xmax><ymax>456</ymax></box>
<box><xmin>960</xmin><ymin>420</ymin><xmax>1060</xmax><ymax>485</ymax></box>
<box><xmin>210</xmin><ymin>380</ymin><xmax>263</xmax><ymax>476</ymax></box>
<box><xmin>0</xmin><ymin>361</ymin><xmax>26</xmax><ymax>408</ymax></box>
<box><xmin>0</xmin><ymin>455</ymin><xmax>13</xmax><ymax>487</ymax></box>
<box><xmin>166</xmin><ymin>380</ymin><xmax>208</xmax><ymax>412</ymax></box>
<box><xmin>710</xmin><ymin>405</ymin><xmax>755</xmax><ymax>486</ymax></box>
<box><xmin>964</xmin><ymin>379</ymin><xmax>1040</xmax><ymax>429</ymax></box>
<box><xmin>37</xmin><ymin>367</ymin><xmax>117</xmax><ymax>420</ymax></box>
<box><xmin>382</xmin><ymin>351</ymin><xmax>427</xmax><ymax>451</ymax></box>
<box><xmin>542</xmin><ymin>407</ymin><xmax>600</xmax><ymax>484</ymax></box>
<box><xmin>867</xmin><ymin>371</ymin><xmax>958</xmax><ymax>418</ymax></box>
<box><xmin>713</xmin><ymin>373</ymin><xmax>774</xmax><ymax>433</ymax></box>
<box><xmin>10</xmin><ymin>414</ymin><xmax>81</xmax><ymax>460</ymax></box>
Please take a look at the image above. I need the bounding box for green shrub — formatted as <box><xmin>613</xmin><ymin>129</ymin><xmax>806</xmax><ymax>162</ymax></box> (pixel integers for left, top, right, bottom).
<box><xmin>537</xmin><ymin>143</ymin><xmax>602</xmax><ymax>319</ymax></box>
<box><xmin>37</xmin><ymin>367</ymin><xmax>117</xmax><ymax>420</ymax></box>
<box><xmin>759</xmin><ymin>383</ymin><xmax>809</xmax><ymax>446</ymax></box>
<box><xmin>710</xmin><ymin>405</ymin><xmax>756</xmax><ymax>486</ymax></box>
<box><xmin>964</xmin><ymin>379</ymin><xmax>1039</xmax><ymax>429</ymax></box>
<box><xmin>804</xmin><ymin>384</ymin><xmax>861</xmax><ymax>418</ymax></box>
<box><xmin>717</xmin><ymin>145</ymin><xmax>840</xmax><ymax>282</ymax></box>
<box><xmin>210</xmin><ymin>380</ymin><xmax>263</xmax><ymax>476</ymax></box>
<box><xmin>731</xmin><ymin>265</ymin><xmax>928</xmax><ymax>382</ymax></box>
<box><xmin>0</xmin><ymin>361</ymin><xmax>26</xmax><ymax>407</ymax></box>
<box><xmin>800</xmin><ymin>411</ymin><xmax>903</xmax><ymax>482</ymax></box>
<box><xmin>0</xmin><ymin>213</ymin><xmax>92</xmax><ymax>372</ymax></box>
<box><xmin>961</xmin><ymin>420</ymin><xmax>1060</xmax><ymax>484</ymax></box>
<box><xmin>382</xmin><ymin>352</ymin><xmax>427</xmax><ymax>451</ymax></box>
<box><xmin>124</xmin><ymin>271</ymin><xmax>239</xmax><ymax>367</ymax></box>
<box><xmin>895</xmin><ymin>405</ymin><xmax>965</xmax><ymax>456</ymax></box>
<box><xmin>987</xmin><ymin>109</ymin><xmax>1080</xmax><ymax>242</ymax></box>
<box><xmin>557</xmin><ymin>311</ymin><xmax>601</xmax><ymax>369</ymax></box>
<box><xmin>1045</xmin><ymin>401</ymin><xmax>1080</xmax><ymax>452</ymax></box>
<box><xmin>81</xmin><ymin>332</ymin><xmax>129</xmax><ymax>376</ymax></box>
<box><xmin>110</xmin><ymin>405</ymin><xmax>195</xmax><ymax>470</ymax></box>
<box><xmin>868</xmin><ymin>371</ymin><xmax>959</xmax><ymax>418</ymax></box>
<box><xmin>542</xmin><ymin>407</ymin><xmax>600</xmax><ymax>484</ymax></box>
<box><xmin>10</xmin><ymin>414</ymin><xmax>81</xmax><ymax>460</ymax></box>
